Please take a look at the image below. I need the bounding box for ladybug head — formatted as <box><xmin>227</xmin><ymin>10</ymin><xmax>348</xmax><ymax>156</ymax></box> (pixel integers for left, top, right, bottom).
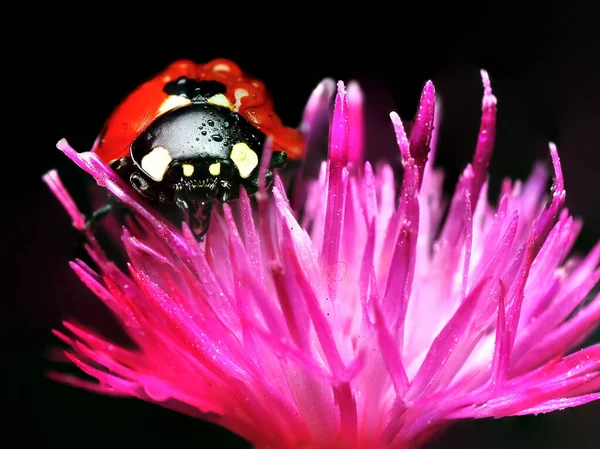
<box><xmin>126</xmin><ymin>77</ymin><xmax>287</xmax><ymax>208</ymax></box>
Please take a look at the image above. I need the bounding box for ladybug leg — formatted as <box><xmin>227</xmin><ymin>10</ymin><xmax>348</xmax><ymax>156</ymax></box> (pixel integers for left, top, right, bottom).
<box><xmin>216</xmin><ymin>186</ymin><xmax>232</xmax><ymax>203</ymax></box>
<box><xmin>239</xmin><ymin>151</ymin><xmax>287</xmax><ymax>197</ymax></box>
<box><xmin>269</xmin><ymin>151</ymin><xmax>288</xmax><ymax>169</ymax></box>
<box><xmin>252</xmin><ymin>150</ymin><xmax>287</xmax><ymax>195</ymax></box>
<box><xmin>82</xmin><ymin>193</ymin><xmax>132</xmax><ymax>234</ymax></box>
<box><xmin>84</xmin><ymin>203</ymin><xmax>113</xmax><ymax>230</ymax></box>
<box><xmin>81</xmin><ymin>157</ymin><xmax>133</xmax><ymax>231</ymax></box>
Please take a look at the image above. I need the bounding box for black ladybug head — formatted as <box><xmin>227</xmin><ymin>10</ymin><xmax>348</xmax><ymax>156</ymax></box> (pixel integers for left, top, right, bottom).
<box><xmin>128</xmin><ymin>79</ymin><xmax>287</xmax><ymax>206</ymax></box>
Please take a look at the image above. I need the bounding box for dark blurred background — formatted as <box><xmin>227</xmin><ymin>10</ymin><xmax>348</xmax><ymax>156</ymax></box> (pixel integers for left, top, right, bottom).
<box><xmin>5</xmin><ymin>1</ymin><xmax>599</xmax><ymax>447</ymax></box>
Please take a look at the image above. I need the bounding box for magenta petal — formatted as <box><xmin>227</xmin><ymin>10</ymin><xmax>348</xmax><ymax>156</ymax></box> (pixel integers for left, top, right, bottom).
<box><xmin>238</xmin><ymin>187</ymin><xmax>263</xmax><ymax>278</ymax></box>
<box><xmin>329</xmin><ymin>81</ymin><xmax>350</xmax><ymax>166</ymax></box>
<box><xmin>47</xmin><ymin>370</ymin><xmax>134</xmax><ymax>396</ymax></box>
<box><xmin>347</xmin><ymin>81</ymin><xmax>365</xmax><ymax>166</ymax></box>
<box><xmin>460</xmin><ymin>180</ymin><xmax>474</xmax><ymax>298</ymax></box>
<box><xmin>514</xmin><ymin>293</ymin><xmax>600</xmax><ymax>374</ymax></box>
<box><xmin>390</xmin><ymin>111</ymin><xmax>411</xmax><ymax>163</ymax></box>
<box><xmin>406</xmin><ymin>280</ymin><xmax>487</xmax><ymax>400</ymax></box>
<box><xmin>361</xmin><ymin>161</ymin><xmax>378</xmax><ymax>225</ymax></box>
<box><xmin>300</xmin><ymin>78</ymin><xmax>336</xmax><ymax>137</ymax></box>
<box><xmin>515</xmin><ymin>392</ymin><xmax>600</xmax><ymax>415</ymax></box>
<box><xmin>532</xmin><ymin>143</ymin><xmax>566</xmax><ymax>255</ymax></box>
<box><xmin>294</xmin><ymin>78</ymin><xmax>336</xmax><ymax>212</ymax></box>
<box><xmin>283</xmin><ymin>226</ymin><xmax>345</xmax><ymax>378</ymax></box>
<box><xmin>470</xmin><ymin>70</ymin><xmax>497</xmax><ymax>205</ymax></box>
<box><xmin>374</xmin><ymin>304</ymin><xmax>409</xmax><ymax>396</ymax></box>
<box><xmin>320</xmin><ymin>83</ymin><xmax>350</xmax><ymax>300</ymax></box>
<box><xmin>497</xmin><ymin>233</ymin><xmax>536</xmax><ymax>383</ymax></box>
<box><xmin>490</xmin><ymin>281</ymin><xmax>508</xmax><ymax>387</ymax></box>
<box><xmin>42</xmin><ymin>169</ymin><xmax>86</xmax><ymax>230</ymax></box>
<box><xmin>408</xmin><ymin>80</ymin><xmax>435</xmax><ymax>185</ymax></box>
<box><xmin>382</xmin><ymin>163</ymin><xmax>419</xmax><ymax>339</ymax></box>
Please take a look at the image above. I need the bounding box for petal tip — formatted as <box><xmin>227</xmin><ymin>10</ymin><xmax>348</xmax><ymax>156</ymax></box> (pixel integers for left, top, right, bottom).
<box><xmin>480</xmin><ymin>69</ymin><xmax>497</xmax><ymax>107</ymax></box>
<box><xmin>306</xmin><ymin>77</ymin><xmax>336</xmax><ymax>106</ymax></box>
<box><xmin>480</xmin><ymin>69</ymin><xmax>491</xmax><ymax>90</ymax></box>
<box><xmin>423</xmin><ymin>80</ymin><xmax>435</xmax><ymax>96</ymax></box>
<box><xmin>347</xmin><ymin>80</ymin><xmax>363</xmax><ymax>104</ymax></box>
<box><xmin>41</xmin><ymin>168</ymin><xmax>57</xmax><ymax>183</ymax></box>
<box><xmin>56</xmin><ymin>138</ymin><xmax>69</xmax><ymax>151</ymax></box>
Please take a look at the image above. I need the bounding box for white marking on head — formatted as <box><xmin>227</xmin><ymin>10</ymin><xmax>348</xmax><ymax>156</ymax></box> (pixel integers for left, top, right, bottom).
<box><xmin>182</xmin><ymin>164</ymin><xmax>195</xmax><ymax>177</ymax></box>
<box><xmin>230</xmin><ymin>142</ymin><xmax>258</xmax><ymax>179</ymax></box>
<box><xmin>234</xmin><ymin>88</ymin><xmax>249</xmax><ymax>112</ymax></box>
<box><xmin>141</xmin><ymin>146</ymin><xmax>172</xmax><ymax>182</ymax></box>
<box><xmin>207</xmin><ymin>94</ymin><xmax>234</xmax><ymax>110</ymax></box>
<box><xmin>208</xmin><ymin>162</ymin><xmax>221</xmax><ymax>176</ymax></box>
<box><xmin>158</xmin><ymin>95</ymin><xmax>192</xmax><ymax>114</ymax></box>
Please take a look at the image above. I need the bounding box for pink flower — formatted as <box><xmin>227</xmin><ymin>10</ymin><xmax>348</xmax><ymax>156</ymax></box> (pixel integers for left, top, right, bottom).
<box><xmin>44</xmin><ymin>70</ymin><xmax>599</xmax><ymax>449</ymax></box>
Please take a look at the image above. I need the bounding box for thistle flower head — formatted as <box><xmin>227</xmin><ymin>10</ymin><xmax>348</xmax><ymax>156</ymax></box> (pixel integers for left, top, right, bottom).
<box><xmin>45</xmin><ymin>71</ymin><xmax>600</xmax><ymax>449</ymax></box>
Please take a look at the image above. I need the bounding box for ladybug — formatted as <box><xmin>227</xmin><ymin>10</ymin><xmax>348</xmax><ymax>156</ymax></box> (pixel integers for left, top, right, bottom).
<box><xmin>93</xmin><ymin>58</ymin><xmax>304</xmax><ymax>238</ymax></box>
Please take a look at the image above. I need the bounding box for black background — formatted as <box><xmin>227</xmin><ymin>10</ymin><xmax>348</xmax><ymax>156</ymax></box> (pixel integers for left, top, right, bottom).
<box><xmin>6</xmin><ymin>2</ymin><xmax>600</xmax><ymax>448</ymax></box>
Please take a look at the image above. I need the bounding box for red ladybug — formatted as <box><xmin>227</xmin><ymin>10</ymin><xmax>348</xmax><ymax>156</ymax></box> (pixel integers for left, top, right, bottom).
<box><xmin>92</xmin><ymin>58</ymin><xmax>304</xmax><ymax>238</ymax></box>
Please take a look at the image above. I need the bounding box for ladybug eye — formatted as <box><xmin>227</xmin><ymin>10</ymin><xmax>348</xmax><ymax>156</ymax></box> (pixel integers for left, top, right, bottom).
<box><xmin>205</xmin><ymin>160</ymin><xmax>234</xmax><ymax>180</ymax></box>
<box><xmin>218</xmin><ymin>160</ymin><xmax>235</xmax><ymax>180</ymax></box>
<box><xmin>165</xmin><ymin>161</ymin><xmax>184</xmax><ymax>182</ymax></box>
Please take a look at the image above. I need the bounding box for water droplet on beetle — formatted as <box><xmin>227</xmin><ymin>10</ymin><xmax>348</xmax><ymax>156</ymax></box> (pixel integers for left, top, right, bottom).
<box><xmin>211</xmin><ymin>134</ymin><xmax>223</xmax><ymax>142</ymax></box>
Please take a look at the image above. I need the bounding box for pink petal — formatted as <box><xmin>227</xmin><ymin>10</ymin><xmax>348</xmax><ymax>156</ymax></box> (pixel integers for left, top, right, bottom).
<box><xmin>470</xmin><ymin>70</ymin><xmax>497</xmax><ymax>205</ymax></box>
<box><xmin>408</xmin><ymin>80</ymin><xmax>435</xmax><ymax>186</ymax></box>
<box><xmin>347</xmin><ymin>80</ymin><xmax>365</xmax><ymax>166</ymax></box>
